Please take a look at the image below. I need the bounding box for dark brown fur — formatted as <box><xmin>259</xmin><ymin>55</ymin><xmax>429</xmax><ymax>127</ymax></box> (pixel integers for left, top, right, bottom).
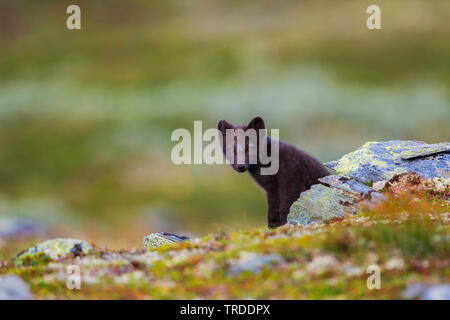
<box><xmin>218</xmin><ymin>117</ymin><xmax>329</xmax><ymax>228</ymax></box>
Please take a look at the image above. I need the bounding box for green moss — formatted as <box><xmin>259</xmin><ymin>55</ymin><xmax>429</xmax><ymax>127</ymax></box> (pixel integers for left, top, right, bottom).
<box><xmin>364</xmin><ymin>180</ymin><xmax>374</xmax><ymax>187</ymax></box>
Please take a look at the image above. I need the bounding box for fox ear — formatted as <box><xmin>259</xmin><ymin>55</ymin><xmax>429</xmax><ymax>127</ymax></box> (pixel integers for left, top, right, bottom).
<box><xmin>247</xmin><ymin>117</ymin><xmax>265</xmax><ymax>131</ymax></box>
<box><xmin>218</xmin><ymin>120</ymin><xmax>234</xmax><ymax>135</ymax></box>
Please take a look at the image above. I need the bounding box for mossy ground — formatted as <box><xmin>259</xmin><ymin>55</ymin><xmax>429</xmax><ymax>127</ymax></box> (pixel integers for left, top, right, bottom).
<box><xmin>1</xmin><ymin>192</ymin><xmax>448</xmax><ymax>299</ymax></box>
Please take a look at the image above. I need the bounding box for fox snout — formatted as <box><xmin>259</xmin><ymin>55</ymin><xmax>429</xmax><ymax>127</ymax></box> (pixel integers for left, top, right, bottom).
<box><xmin>233</xmin><ymin>164</ymin><xmax>248</xmax><ymax>173</ymax></box>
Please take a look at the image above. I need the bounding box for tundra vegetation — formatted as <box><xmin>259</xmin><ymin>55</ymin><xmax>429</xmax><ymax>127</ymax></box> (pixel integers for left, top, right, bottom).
<box><xmin>1</xmin><ymin>181</ymin><xmax>448</xmax><ymax>299</ymax></box>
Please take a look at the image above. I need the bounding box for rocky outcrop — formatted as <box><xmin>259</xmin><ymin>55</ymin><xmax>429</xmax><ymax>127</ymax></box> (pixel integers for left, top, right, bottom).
<box><xmin>325</xmin><ymin>140</ymin><xmax>449</xmax><ymax>183</ymax></box>
<box><xmin>288</xmin><ymin>140</ymin><xmax>449</xmax><ymax>226</ymax></box>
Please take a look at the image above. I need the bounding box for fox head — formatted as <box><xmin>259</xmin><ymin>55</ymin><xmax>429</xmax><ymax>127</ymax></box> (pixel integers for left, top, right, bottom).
<box><xmin>218</xmin><ymin>117</ymin><xmax>266</xmax><ymax>173</ymax></box>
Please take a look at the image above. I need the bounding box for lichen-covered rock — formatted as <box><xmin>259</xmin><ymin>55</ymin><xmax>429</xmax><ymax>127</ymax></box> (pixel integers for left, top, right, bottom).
<box><xmin>288</xmin><ymin>140</ymin><xmax>448</xmax><ymax>226</ymax></box>
<box><xmin>288</xmin><ymin>184</ymin><xmax>355</xmax><ymax>226</ymax></box>
<box><xmin>143</xmin><ymin>232</ymin><xmax>189</xmax><ymax>249</ymax></box>
<box><xmin>325</xmin><ymin>141</ymin><xmax>450</xmax><ymax>183</ymax></box>
<box><xmin>318</xmin><ymin>174</ymin><xmax>373</xmax><ymax>197</ymax></box>
<box><xmin>0</xmin><ymin>275</ymin><xmax>32</xmax><ymax>300</ymax></box>
<box><xmin>398</xmin><ymin>143</ymin><xmax>450</xmax><ymax>160</ymax></box>
<box><xmin>0</xmin><ymin>217</ymin><xmax>46</xmax><ymax>239</ymax></box>
<box><xmin>13</xmin><ymin>238</ymin><xmax>94</xmax><ymax>266</ymax></box>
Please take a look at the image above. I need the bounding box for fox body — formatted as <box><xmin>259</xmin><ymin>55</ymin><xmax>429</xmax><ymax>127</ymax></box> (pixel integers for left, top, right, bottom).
<box><xmin>218</xmin><ymin>117</ymin><xmax>329</xmax><ymax>228</ymax></box>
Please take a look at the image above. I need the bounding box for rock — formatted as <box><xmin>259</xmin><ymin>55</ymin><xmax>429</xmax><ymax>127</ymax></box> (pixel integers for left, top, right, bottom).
<box><xmin>325</xmin><ymin>141</ymin><xmax>450</xmax><ymax>183</ymax></box>
<box><xmin>288</xmin><ymin>184</ymin><xmax>355</xmax><ymax>226</ymax></box>
<box><xmin>421</xmin><ymin>284</ymin><xmax>450</xmax><ymax>300</ymax></box>
<box><xmin>0</xmin><ymin>275</ymin><xmax>32</xmax><ymax>300</ymax></box>
<box><xmin>369</xmin><ymin>192</ymin><xmax>388</xmax><ymax>204</ymax></box>
<box><xmin>402</xmin><ymin>283</ymin><xmax>428</xmax><ymax>299</ymax></box>
<box><xmin>143</xmin><ymin>232</ymin><xmax>190</xmax><ymax>249</ymax></box>
<box><xmin>306</xmin><ymin>255</ymin><xmax>338</xmax><ymax>275</ymax></box>
<box><xmin>0</xmin><ymin>217</ymin><xmax>46</xmax><ymax>239</ymax></box>
<box><xmin>343</xmin><ymin>264</ymin><xmax>363</xmax><ymax>277</ymax></box>
<box><xmin>13</xmin><ymin>238</ymin><xmax>94</xmax><ymax>266</ymax></box>
<box><xmin>398</xmin><ymin>143</ymin><xmax>450</xmax><ymax>160</ymax></box>
<box><xmin>288</xmin><ymin>140</ymin><xmax>449</xmax><ymax>226</ymax></box>
<box><xmin>373</xmin><ymin>180</ymin><xmax>388</xmax><ymax>192</ymax></box>
<box><xmin>403</xmin><ymin>283</ymin><xmax>450</xmax><ymax>300</ymax></box>
<box><xmin>358</xmin><ymin>191</ymin><xmax>388</xmax><ymax>210</ymax></box>
<box><xmin>228</xmin><ymin>253</ymin><xmax>285</xmax><ymax>275</ymax></box>
<box><xmin>319</xmin><ymin>174</ymin><xmax>373</xmax><ymax>197</ymax></box>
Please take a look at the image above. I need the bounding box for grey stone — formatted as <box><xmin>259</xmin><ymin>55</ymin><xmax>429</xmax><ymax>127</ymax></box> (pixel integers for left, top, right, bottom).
<box><xmin>228</xmin><ymin>254</ymin><xmax>285</xmax><ymax>275</ymax></box>
<box><xmin>0</xmin><ymin>217</ymin><xmax>46</xmax><ymax>239</ymax></box>
<box><xmin>143</xmin><ymin>232</ymin><xmax>190</xmax><ymax>249</ymax></box>
<box><xmin>325</xmin><ymin>140</ymin><xmax>450</xmax><ymax>183</ymax></box>
<box><xmin>357</xmin><ymin>192</ymin><xmax>388</xmax><ymax>210</ymax></box>
<box><xmin>402</xmin><ymin>283</ymin><xmax>427</xmax><ymax>299</ymax></box>
<box><xmin>421</xmin><ymin>284</ymin><xmax>450</xmax><ymax>300</ymax></box>
<box><xmin>0</xmin><ymin>275</ymin><xmax>32</xmax><ymax>300</ymax></box>
<box><xmin>288</xmin><ymin>184</ymin><xmax>355</xmax><ymax>226</ymax></box>
<box><xmin>399</xmin><ymin>142</ymin><xmax>450</xmax><ymax>160</ymax></box>
<box><xmin>372</xmin><ymin>180</ymin><xmax>388</xmax><ymax>192</ymax></box>
<box><xmin>369</xmin><ymin>192</ymin><xmax>387</xmax><ymax>204</ymax></box>
<box><xmin>318</xmin><ymin>174</ymin><xmax>373</xmax><ymax>196</ymax></box>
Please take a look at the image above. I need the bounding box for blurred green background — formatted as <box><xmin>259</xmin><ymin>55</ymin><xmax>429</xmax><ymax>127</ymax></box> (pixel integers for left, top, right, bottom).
<box><xmin>0</xmin><ymin>0</ymin><xmax>449</xmax><ymax>246</ymax></box>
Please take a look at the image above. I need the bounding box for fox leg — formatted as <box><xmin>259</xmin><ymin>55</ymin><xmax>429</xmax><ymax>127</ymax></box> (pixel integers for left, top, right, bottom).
<box><xmin>278</xmin><ymin>194</ymin><xmax>297</xmax><ymax>227</ymax></box>
<box><xmin>267</xmin><ymin>193</ymin><xmax>283</xmax><ymax>228</ymax></box>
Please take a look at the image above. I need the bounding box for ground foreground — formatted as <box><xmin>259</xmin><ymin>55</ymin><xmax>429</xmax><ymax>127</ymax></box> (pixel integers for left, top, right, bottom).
<box><xmin>1</xmin><ymin>185</ymin><xmax>448</xmax><ymax>299</ymax></box>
